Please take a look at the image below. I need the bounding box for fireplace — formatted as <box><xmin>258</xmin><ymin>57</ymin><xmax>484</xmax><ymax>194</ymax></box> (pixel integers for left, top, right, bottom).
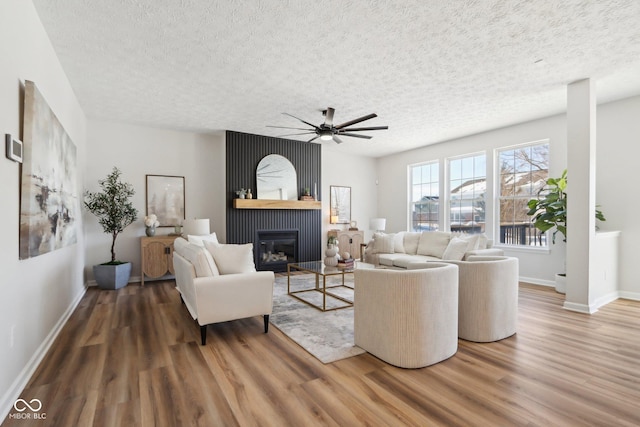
<box><xmin>256</xmin><ymin>229</ymin><xmax>299</xmax><ymax>272</ymax></box>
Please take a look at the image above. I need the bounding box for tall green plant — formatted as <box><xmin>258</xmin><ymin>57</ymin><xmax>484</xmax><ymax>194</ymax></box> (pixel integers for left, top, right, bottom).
<box><xmin>84</xmin><ymin>167</ymin><xmax>138</xmax><ymax>263</ymax></box>
<box><xmin>526</xmin><ymin>169</ymin><xmax>605</xmax><ymax>244</ymax></box>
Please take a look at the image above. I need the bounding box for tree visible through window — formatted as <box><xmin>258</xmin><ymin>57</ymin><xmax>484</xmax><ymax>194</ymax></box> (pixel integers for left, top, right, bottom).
<box><xmin>410</xmin><ymin>162</ymin><xmax>439</xmax><ymax>231</ymax></box>
<box><xmin>449</xmin><ymin>154</ymin><xmax>486</xmax><ymax>233</ymax></box>
<box><xmin>498</xmin><ymin>142</ymin><xmax>549</xmax><ymax>246</ymax></box>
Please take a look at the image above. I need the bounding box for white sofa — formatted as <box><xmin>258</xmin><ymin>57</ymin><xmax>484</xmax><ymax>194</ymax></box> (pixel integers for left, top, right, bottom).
<box><xmin>172</xmin><ymin>237</ymin><xmax>275</xmax><ymax>345</ymax></box>
<box><xmin>363</xmin><ymin>231</ymin><xmax>503</xmax><ymax>269</ymax></box>
<box><xmin>354</xmin><ymin>263</ymin><xmax>459</xmax><ymax>368</ymax></box>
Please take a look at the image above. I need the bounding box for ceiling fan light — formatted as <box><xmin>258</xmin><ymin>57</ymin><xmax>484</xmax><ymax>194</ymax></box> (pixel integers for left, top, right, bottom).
<box><xmin>319</xmin><ymin>130</ymin><xmax>333</xmax><ymax>141</ymax></box>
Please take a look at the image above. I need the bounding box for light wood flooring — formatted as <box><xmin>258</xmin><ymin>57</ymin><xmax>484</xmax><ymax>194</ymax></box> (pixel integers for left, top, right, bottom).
<box><xmin>3</xmin><ymin>280</ymin><xmax>640</xmax><ymax>426</ymax></box>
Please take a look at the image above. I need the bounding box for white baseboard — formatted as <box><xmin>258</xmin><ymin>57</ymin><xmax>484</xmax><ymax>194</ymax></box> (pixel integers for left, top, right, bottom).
<box><xmin>0</xmin><ymin>285</ymin><xmax>87</xmax><ymax>421</ymax></box>
<box><xmin>618</xmin><ymin>290</ymin><xmax>640</xmax><ymax>301</ymax></box>
<box><xmin>519</xmin><ymin>276</ymin><xmax>555</xmax><ymax>288</ymax></box>
<box><xmin>562</xmin><ymin>301</ymin><xmax>595</xmax><ymax>314</ymax></box>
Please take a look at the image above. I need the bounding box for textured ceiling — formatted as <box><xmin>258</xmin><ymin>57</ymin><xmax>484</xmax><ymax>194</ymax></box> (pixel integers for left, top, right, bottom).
<box><xmin>32</xmin><ymin>0</ymin><xmax>640</xmax><ymax>157</ymax></box>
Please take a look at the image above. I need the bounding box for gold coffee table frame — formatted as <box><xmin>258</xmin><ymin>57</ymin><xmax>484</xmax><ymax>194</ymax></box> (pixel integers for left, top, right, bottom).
<box><xmin>287</xmin><ymin>261</ymin><xmax>357</xmax><ymax>312</ymax></box>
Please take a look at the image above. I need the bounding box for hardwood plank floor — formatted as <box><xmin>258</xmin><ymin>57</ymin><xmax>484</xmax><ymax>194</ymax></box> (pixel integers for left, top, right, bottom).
<box><xmin>3</xmin><ymin>281</ymin><xmax>640</xmax><ymax>426</ymax></box>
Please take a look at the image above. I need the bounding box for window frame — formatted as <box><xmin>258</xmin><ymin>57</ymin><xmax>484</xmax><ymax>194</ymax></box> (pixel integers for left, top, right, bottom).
<box><xmin>445</xmin><ymin>151</ymin><xmax>487</xmax><ymax>234</ymax></box>
<box><xmin>408</xmin><ymin>160</ymin><xmax>440</xmax><ymax>232</ymax></box>
<box><xmin>494</xmin><ymin>139</ymin><xmax>550</xmax><ymax>250</ymax></box>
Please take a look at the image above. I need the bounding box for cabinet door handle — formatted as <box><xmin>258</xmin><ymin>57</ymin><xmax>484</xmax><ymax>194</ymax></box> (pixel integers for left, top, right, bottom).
<box><xmin>165</xmin><ymin>247</ymin><xmax>170</xmax><ymax>254</ymax></box>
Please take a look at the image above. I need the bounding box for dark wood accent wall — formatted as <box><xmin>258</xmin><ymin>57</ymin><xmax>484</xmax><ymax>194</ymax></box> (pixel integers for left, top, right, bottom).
<box><xmin>226</xmin><ymin>131</ymin><xmax>322</xmax><ymax>269</ymax></box>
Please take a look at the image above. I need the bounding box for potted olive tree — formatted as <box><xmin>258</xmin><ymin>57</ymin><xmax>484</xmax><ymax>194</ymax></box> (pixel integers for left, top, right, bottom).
<box><xmin>84</xmin><ymin>167</ymin><xmax>138</xmax><ymax>289</ymax></box>
<box><xmin>527</xmin><ymin>169</ymin><xmax>605</xmax><ymax>293</ymax></box>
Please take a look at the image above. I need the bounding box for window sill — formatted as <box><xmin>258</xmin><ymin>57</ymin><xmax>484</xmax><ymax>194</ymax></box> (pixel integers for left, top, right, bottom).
<box><xmin>494</xmin><ymin>244</ymin><xmax>551</xmax><ymax>255</ymax></box>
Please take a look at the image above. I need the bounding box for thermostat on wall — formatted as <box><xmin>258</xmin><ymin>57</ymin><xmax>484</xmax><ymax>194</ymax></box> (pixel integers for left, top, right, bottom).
<box><xmin>5</xmin><ymin>134</ymin><xmax>23</xmax><ymax>163</ymax></box>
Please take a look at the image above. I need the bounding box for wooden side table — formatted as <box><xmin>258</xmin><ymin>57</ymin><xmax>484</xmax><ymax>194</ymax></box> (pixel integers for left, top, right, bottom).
<box><xmin>140</xmin><ymin>235</ymin><xmax>179</xmax><ymax>286</ymax></box>
<box><xmin>328</xmin><ymin>229</ymin><xmax>365</xmax><ymax>260</ymax></box>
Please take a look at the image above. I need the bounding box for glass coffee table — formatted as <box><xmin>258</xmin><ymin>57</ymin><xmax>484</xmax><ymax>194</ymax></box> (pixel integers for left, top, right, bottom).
<box><xmin>287</xmin><ymin>260</ymin><xmax>373</xmax><ymax>311</ymax></box>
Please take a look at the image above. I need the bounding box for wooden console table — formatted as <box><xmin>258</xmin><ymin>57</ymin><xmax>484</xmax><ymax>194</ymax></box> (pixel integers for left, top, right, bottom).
<box><xmin>140</xmin><ymin>235</ymin><xmax>179</xmax><ymax>286</ymax></box>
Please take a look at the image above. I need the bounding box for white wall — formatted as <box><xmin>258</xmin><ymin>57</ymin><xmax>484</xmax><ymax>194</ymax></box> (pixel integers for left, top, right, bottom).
<box><xmin>377</xmin><ymin>97</ymin><xmax>640</xmax><ymax>298</ymax></box>
<box><xmin>596</xmin><ymin>96</ymin><xmax>640</xmax><ymax>298</ymax></box>
<box><xmin>0</xmin><ymin>0</ymin><xmax>87</xmax><ymax>418</ymax></box>
<box><xmin>85</xmin><ymin>120</ymin><xmax>225</xmax><ymax>282</ymax></box>
<box><xmin>322</xmin><ymin>147</ymin><xmax>378</xmax><ymax>250</ymax></box>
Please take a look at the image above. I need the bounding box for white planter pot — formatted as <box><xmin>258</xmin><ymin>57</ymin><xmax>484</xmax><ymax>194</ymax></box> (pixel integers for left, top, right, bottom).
<box><xmin>555</xmin><ymin>273</ymin><xmax>566</xmax><ymax>294</ymax></box>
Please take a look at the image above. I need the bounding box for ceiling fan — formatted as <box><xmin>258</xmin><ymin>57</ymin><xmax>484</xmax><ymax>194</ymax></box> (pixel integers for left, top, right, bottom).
<box><xmin>267</xmin><ymin>107</ymin><xmax>388</xmax><ymax>144</ymax></box>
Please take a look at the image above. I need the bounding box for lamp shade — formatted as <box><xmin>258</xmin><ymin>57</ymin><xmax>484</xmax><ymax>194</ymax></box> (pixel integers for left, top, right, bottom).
<box><xmin>369</xmin><ymin>218</ymin><xmax>386</xmax><ymax>232</ymax></box>
<box><xmin>330</xmin><ymin>215</ymin><xmax>340</xmax><ymax>224</ymax></box>
<box><xmin>182</xmin><ymin>218</ymin><xmax>210</xmax><ymax>236</ymax></box>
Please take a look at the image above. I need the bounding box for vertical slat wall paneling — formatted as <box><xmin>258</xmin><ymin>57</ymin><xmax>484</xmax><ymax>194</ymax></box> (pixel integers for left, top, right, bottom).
<box><xmin>226</xmin><ymin>131</ymin><xmax>322</xmax><ymax>270</ymax></box>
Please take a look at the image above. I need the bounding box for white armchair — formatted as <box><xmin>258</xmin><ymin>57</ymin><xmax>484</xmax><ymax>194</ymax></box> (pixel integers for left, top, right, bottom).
<box><xmin>410</xmin><ymin>256</ymin><xmax>519</xmax><ymax>342</ymax></box>
<box><xmin>354</xmin><ymin>263</ymin><xmax>459</xmax><ymax>368</ymax></box>
<box><xmin>172</xmin><ymin>237</ymin><xmax>274</xmax><ymax>345</ymax></box>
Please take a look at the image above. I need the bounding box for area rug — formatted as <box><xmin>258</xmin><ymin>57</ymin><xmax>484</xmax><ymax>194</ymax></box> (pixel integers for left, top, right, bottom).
<box><xmin>270</xmin><ymin>274</ymin><xmax>365</xmax><ymax>364</ymax></box>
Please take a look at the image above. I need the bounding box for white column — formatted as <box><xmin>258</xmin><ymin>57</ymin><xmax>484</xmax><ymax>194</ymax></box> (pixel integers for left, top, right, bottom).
<box><xmin>565</xmin><ymin>78</ymin><xmax>597</xmax><ymax>313</ymax></box>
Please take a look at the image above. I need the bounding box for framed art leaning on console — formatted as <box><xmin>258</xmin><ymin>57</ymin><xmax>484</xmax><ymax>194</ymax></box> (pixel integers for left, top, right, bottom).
<box><xmin>146</xmin><ymin>174</ymin><xmax>185</xmax><ymax>227</ymax></box>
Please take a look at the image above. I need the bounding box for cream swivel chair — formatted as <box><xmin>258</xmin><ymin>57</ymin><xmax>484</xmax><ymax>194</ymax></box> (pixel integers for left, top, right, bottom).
<box><xmin>172</xmin><ymin>237</ymin><xmax>274</xmax><ymax>345</ymax></box>
<box><xmin>411</xmin><ymin>256</ymin><xmax>519</xmax><ymax>342</ymax></box>
<box><xmin>354</xmin><ymin>263</ymin><xmax>459</xmax><ymax>368</ymax></box>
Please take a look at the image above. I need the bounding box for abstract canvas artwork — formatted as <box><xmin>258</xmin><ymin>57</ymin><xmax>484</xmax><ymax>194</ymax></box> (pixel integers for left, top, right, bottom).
<box><xmin>146</xmin><ymin>175</ymin><xmax>185</xmax><ymax>227</ymax></box>
<box><xmin>19</xmin><ymin>80</ymin><xmax>78</xmax><ymax>259</ymax></box>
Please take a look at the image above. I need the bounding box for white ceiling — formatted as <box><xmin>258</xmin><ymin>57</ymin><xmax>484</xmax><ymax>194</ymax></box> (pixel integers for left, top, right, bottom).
<box><xmin>32</xmin><ymin>0</ymin><xmax>640</xmax><ymax>158</ymax></box>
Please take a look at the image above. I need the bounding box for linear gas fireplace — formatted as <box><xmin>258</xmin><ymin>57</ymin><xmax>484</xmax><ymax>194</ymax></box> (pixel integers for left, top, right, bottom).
<box><xmin>256</xmin><ymin>229</ymin><xmax>299</xmax><ymax>272</ymax></box>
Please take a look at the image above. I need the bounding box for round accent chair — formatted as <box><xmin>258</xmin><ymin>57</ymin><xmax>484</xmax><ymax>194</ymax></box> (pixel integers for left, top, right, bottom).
<box><xmin>354</xmin><ymin>263</ymin><xmax>459</xmax><ymax>368</ymax></box>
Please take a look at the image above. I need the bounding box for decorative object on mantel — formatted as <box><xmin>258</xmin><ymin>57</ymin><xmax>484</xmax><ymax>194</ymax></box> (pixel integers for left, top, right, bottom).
<box><xmin>246</xmin><ymin>189</ymin><xmax>253</xmax><ymax>199</ymax></box>
<box><xmin>236</xmin><ymin>188</ymin><xmax>247</xmax><ymax>199</ymax></box>
<box><xmin>144</xmin><ymin>214</ymin><xmax>160</xmax><ymax>237</ymax></box>
<box><xmin>146</xmin><ymin>174</ymin><xmax>185</xmax><ymax>227</ymax></box>
<box><xmin>324</xmin><ymin>235</ymin><xmax>339</xmax><ymax>266</ymax></box>
<box><xmin>300</xmin><ymin>186</ymin><xmax>315</xmax><ymax>201</ymax></box>
<box><xmin>20</xmin><ymin>80</ymin><xmax>78</xmax><ymax>259</ymax></box>
<box><xmin>84</xmin><ymin>167</ymin><xmax>138</xmax><ymax>290</ymax></box>
<box><xmin>256</xmin><ymin>154</ymin><xmax>298</xmax><ymax>200</ymax></box>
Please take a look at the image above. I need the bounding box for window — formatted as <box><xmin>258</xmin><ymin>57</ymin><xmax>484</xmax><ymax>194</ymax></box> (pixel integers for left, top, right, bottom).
<box><xmin>497</xmin><ymin>142</ymin><xmax>549</xmax><ymax>246</ymax></box>
<box><xmin>448</xmin><ymin>154</ymin><xmax>486</xmax><ymax>234</ymax></box>
<box><xmin>410</xmin><ymin>162</ymin><xmax>439</xmax><ymax>231</ymax></box>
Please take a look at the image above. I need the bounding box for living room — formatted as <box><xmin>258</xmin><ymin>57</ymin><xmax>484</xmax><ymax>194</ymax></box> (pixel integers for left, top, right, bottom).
<box><xmin>2</xmin><ymin>0</ymin><xmax>640</xmax><ymax>424</ymax></box>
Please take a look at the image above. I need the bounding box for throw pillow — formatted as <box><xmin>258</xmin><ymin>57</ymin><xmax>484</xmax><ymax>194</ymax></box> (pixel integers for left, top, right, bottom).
<box><xmin>403</xmin><ymin>232</ymin><xmax>421</xmax><ymax>255</ymax></box>
<box><xmin>175</xmin><ymin>238</ymin><xmax>219</xmax><ymax>277</ymax></box>
<box><xmin>442</xmin><ymin>237</ymin><xmax>468</xmax><ymax>261</ymax></box>
<box><xmin>393</xmin><ymin>232</ymin><xmax>406</xmax><ymax>253</ymax></box>
<box><xmin>188</xmin><ymin>232</ymin><xmax>219</xmax><ymax>247</ymax></box>
<box><xmin>204</xmin><ymin>241</ymin><xmax>256</xmax><ymax>275</ymax></box>
<box><xmin>477</xmin><ymin>234</ymin><xmax>488</xmax><ymax>250</ymax></box>
<box><xmin>416</xmin><ymin>231</ymin><xmax>451</xmax><ymax>258</ymax></box>
<box><xmin>370</xmin><ymin>232</ymin><xmax>395</xmax><ymax>254</ymax></box>
<box><xmin>458</xmin><ymin>233</ymin><xmax>480</xmax><ymax>251</ymax></box>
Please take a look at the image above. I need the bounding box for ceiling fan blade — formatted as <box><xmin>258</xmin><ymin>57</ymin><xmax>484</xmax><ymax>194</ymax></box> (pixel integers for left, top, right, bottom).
<box><xmin>323</xmin><ymin>107</ymin><xmax>335</xmax><ymax>127</ymax></box>
<box><xmin>340</xmin><ymin>126</ymin><xmax>388</xmax><ymax>132</ymax></box>
<box><xmin>276</xmin><ymin>132</ymin><xmax>317</xmax><ymax>137</ymax></box>
<box><xmin>335</xmin><ymin>113</ymin><xmax>377</xmax><ymax>129</ymax></box>
<box><xmin>307</xmin><ymin>135</ymin><xmax>320</xmax><ymax>143</ymax></box>
<box><xmin>267</xmin><ymin>125</ymin><xmax>314</xmax><ymax>131</ymax></box>
<box><xmin>283</xmin><ymin>112</ymin><xmax>319</xmax><ymax>130</ymax></box>
<box><xmin>338</xmin><ymin>132</ymin><xmax>373</xmax><ymax>139</ymax></box>
<box><xmin>332</xmin><ymin>135</ymin><xmax>344</xmax><ymax>144</ymax></box>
